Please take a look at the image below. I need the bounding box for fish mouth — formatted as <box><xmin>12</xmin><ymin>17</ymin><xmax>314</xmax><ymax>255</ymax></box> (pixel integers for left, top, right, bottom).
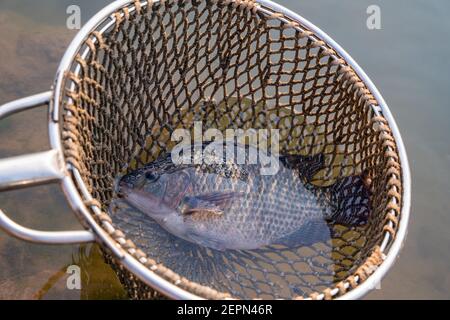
<box><xmin>117</xmin><ymin>182</ymin><xmax>175</xmax><ymax>217</ymax></box>
<box><xmin>117</xmin><ymin>181</ymin><xmax>162</xmax><ymax>204</ymax></box>
<box><xmin>116</xmin><ymin>182</ymin><xmax>131</xmax><ymax>199</ymax></box>
<box><xmin>116</xmin><ymin>180</ymin><xmax>145</xmax><ymax>199</ymax></box>
<box><xmin>117</xmin><ymin>170</ymin><xmax>192</xmax><ymax>212</ymax></box>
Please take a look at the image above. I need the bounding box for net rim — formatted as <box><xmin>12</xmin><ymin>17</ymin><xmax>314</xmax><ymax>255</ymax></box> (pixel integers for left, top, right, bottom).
<box><xmin>46</xmin><ymin>0</ymin><xmax>411</xmax><ymax>300</ymax></box>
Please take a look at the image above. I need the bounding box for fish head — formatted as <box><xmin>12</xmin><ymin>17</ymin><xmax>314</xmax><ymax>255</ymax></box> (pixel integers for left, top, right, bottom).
<box><xmin>118</xmin><ymin>167</ymin><xmax>195</xmax><ymax>238</ymax></box>
<box><xmin>118</xmin><ymin>183</ymin><xmax>174</xmax><ymax>220</ymax></box>
<box><xmin>118</xmin><ymin>167</ymin><xmax>193</xmax><ymax>217</ymax></box>
<box><xmin>118</xmin><ymin>167</ymin><xmax>149</xmax><ymax>190</ymax></box>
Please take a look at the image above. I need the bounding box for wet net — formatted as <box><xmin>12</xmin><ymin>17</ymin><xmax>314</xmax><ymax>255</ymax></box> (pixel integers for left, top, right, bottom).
<box><xmin>60</xmin><ymin>0</ymin><xmax>403</xmax><ymax>299</ymax></box>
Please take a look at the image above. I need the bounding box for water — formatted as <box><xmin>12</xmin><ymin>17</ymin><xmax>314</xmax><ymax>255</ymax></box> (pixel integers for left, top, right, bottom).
<box><xmin>0</xmin><ymin>0</ymin><xmax>449</xmax><ymax>299</ymax></box>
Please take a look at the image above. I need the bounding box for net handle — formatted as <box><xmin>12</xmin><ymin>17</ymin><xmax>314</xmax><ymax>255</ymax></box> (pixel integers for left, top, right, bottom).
<box><xmin>0</xmin><ymin>92</ymin><xmax>95</xmax><ymax>244</ymax></box>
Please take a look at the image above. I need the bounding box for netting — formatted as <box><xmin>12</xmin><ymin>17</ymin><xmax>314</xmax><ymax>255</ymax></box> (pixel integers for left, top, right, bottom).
<box><xmin>59</xmin><ymin>0</ymin><xmax>402</xmax><ymax>299</ymax></box>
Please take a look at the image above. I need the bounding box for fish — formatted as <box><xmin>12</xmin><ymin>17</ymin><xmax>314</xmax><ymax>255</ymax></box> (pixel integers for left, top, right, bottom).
<box><xmin>116</xmin><ymin>142</ymin><xmax>370</xmax><ymax>251</ymax></box>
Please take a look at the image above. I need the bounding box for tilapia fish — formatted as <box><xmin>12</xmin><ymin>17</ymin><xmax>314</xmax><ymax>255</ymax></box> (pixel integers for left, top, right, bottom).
<box><xmin>116</xmin><ymin>143</ymin><xmax>370</xmax><ymax>251</ymax></box>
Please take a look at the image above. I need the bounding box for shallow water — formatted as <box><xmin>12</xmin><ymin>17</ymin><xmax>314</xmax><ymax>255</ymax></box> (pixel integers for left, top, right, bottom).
<box><xmin>0</xmin><ymin>0</ymin><xmax>449</xmax><ymax>299</ymax></box>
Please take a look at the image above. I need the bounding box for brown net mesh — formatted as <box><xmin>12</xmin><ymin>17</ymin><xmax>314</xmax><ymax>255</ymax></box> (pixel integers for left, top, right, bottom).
<box><xmin>59</xmin><ymin>0</ymin><xmax>402</xmax><ymax>299</ymax></box>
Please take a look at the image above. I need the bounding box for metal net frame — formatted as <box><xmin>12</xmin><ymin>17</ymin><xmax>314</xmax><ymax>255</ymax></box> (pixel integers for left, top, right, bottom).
<box><xmin>58</xmin><ymin>0</ymin><xmax>404</xmax><ymax>299</ymax></box>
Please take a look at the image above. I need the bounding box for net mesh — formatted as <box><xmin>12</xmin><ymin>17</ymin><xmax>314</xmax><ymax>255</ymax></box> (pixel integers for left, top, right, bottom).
<box><xmin>60</xmin><ymin>0</ymin><xmax>402</xmax><ymax>299</ymax></box>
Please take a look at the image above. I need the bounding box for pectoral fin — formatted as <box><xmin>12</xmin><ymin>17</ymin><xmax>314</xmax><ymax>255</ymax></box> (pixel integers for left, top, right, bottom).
<box><xmin>181</xmin><ymin>191</ymin><xmax>243</xmax><ymax>216</ymax></box>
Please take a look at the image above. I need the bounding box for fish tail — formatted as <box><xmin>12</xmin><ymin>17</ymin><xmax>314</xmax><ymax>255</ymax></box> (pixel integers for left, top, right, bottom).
<box><xmin>280</xmin><ymin>153</ymin><xmax>325</xmax><ymax>182</ymax></box>
<box><xmin>323</xmin><ymin>175</ymin><xmax>371</xmax><ymax>226</ymax></box>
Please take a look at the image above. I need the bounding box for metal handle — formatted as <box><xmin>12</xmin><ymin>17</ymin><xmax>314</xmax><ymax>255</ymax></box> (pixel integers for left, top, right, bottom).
<box><xmin>0</xmin><ymin>92</ymin><xmax>95</xmax><ymax>244</ymax></box>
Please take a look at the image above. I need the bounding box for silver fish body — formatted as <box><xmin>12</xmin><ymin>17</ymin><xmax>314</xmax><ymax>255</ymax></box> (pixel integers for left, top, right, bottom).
<box><xmin>118</xmin><ymin>143</ymin><xmax>369</xmax><ymax>250</ymax></box>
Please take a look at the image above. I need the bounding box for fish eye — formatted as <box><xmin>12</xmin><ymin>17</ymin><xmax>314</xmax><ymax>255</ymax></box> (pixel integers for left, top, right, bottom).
<box><xmin>145</xmin><ymin>172</ymin><xmax>159</xmax><ymax>182</ymax></box>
